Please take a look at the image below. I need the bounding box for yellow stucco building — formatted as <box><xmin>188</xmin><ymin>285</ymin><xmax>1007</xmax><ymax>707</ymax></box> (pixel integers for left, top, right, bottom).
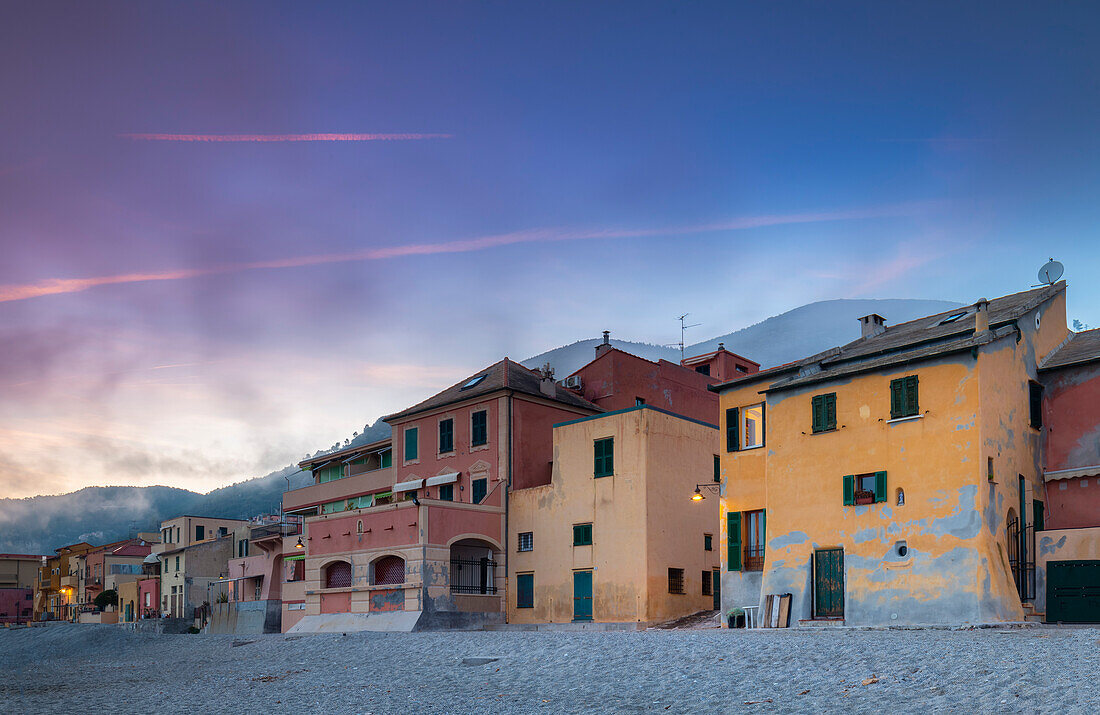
<box><xmin>508</xmin><ymin>405</ymin><xmax>720</xmax><ymax>626</ymax></box>
<box><xmin>713</xmin><ymin>283</ymin><xmax>1068</xmax><ymax>626</ymax></box>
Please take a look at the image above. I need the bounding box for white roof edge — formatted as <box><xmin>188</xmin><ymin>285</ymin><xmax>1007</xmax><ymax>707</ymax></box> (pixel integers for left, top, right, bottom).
<box><xmin>1043</xmin><ymin>464</ymin><xmax>1100</xmax><ymax>482</ymax></box>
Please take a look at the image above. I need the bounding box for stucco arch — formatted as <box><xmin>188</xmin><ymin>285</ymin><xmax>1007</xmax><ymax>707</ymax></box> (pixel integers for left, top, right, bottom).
<box><xmin>446</xmin><ymin>533</ymin><xmax>503</xmax><ymax>552</ymax></box>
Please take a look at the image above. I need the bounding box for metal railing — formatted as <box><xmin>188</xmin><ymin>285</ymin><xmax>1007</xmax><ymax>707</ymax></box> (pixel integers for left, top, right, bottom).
<box><xmin>250</xmin><ymin>515</ymin><xmax>303</xmax><ymax>540</ymax></box>
<box><xmin>744</xmin><ymin>544</ymin><xmax>765</xmax><ymax>571</ymax></box>
<box><xmin>449</xmin><ymin>558</ymin><xmax>497</xmax><ymax>595</ymax></box>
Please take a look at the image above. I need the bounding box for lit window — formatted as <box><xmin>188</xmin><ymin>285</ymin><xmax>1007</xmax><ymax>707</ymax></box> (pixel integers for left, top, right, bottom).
<box><xmin>742</xmin><ymin>404</ymin><xmax>764</xmax><ymax>449</ymax></box>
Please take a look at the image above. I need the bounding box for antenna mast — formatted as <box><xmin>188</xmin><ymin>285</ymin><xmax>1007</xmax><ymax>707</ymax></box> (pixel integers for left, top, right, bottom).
<box><xmin>677</xmin><ymin>313</ymin><xmax>702</xmax><ymax>361</ymax></box>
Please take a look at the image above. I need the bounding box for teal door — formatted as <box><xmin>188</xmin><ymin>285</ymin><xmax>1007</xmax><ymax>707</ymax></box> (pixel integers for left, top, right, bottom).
<box><xmin>1047</xmin><ymin>560</ymin><xmax>1100</xmax><ymax>623</ymax></box>
<box><xmin>712</xmin><ymin>570</ymin><xmax>721</xmax><ymax>610</ymax></box>
<box><xmin>813</xmin><ymin>548</ymin><xmax>844</xmax><ymax>619</ymax></box>
<box><xmin>573</xmin><ymin>570</ymin><xmax>593</xmax><ymax>622</ymax></box>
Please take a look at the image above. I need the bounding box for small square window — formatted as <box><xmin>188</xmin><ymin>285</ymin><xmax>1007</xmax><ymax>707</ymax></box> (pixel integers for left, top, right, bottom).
<box><xmin>572</xmin><ymin>523</ymin><xmax>593</xmax><ymax>546</ymax></box>
<box><xmin>518</xmin><ymin>532</ymin><xmax>533</xmax><ymax>552</ymax></box>
<box><xmin>438</xmin><ymin>484</ymin><xmax>454</xmax><ymax>501</ymax></box>
<box><xmin>704</xmin><ymin>534</ymin><xmax>713</xmax><ymax>552</ymax></box>
<box><xmin>668</xmin><ymin>568</ymin><xmax>684</xmax><ymax>595</ymax></box>
<box><xmin>635</xmin><ymin>397</ymin><xmax>646</xmax><ymax>406</ymax></box>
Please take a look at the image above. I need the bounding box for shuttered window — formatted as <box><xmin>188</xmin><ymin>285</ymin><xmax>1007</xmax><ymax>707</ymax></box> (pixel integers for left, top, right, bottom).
<box><xmin>471</xmin><ymin>478</ymin><xmax>487</xmax><ymax>505</ymax></box>
<box><xmin>713</xmin><ymin>455</ymin><xmax>721</xmax><ymax>483</ymax></box>
<box><xmin>890</xmin><ymin>376</ymin><xmax>919</xmax><ymax>418</ymax></box>
<box><xmin>471</xmin><ymin>410</ymin><xmax>488</xmax><ymax>446</ymax></box>
<box><xmin>573</xmin><ymin>523</ymin><xmax>593</xmax><ymax>546</ymax></box>
<box><xmin>844</xmin><ymin>472</ymin><xmax>888</xmax><ymax>505</ymax></box>
<box><xmin>517</xmin><ymin>573</ymin><xmax>534</xmax><ymax>608</ymax></box>
<box><xmin>812</xmin><ymin>393</ymin><xmax>837</xmax><ymax>433</ymax></box>
<box><xmin>594</xmin><ymin>438</ymin><xmax>614</xmax><ymax>478</ymax></box>
<box><xmin>1029</xmin><ymin>382</ymin><xmax>1043</xmax><ymax>429</ymax></box>
<box><xmin>727</xmin><ymin>512</ymin><xmax>742</xmax><ymax>571</ymax></box>
<box><xmin>438</xmin><ymin>484</ymin><xmax>454</xmax><ymax>501</ymax></box>
<box><xmin>405</xmin><ymin>427</ymin><xmax>418</xmax><ymax>461</ymax></box>
<box><xmin>439</xmin><ymin>418</ymin><xmax>454</xmax><ymax>453</ymax></box>
<box><xmin>725</xmin><ymin>407</ymin><xmax>740</xmax><ymax>452</ymax></box>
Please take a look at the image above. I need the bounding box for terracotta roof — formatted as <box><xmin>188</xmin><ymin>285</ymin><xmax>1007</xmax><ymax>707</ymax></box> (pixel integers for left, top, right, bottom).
<box><xmin>711</xmin><ymin>282</ymin><xmax>1066</xmax><ymax>395</ymax></box>
<box><xmin>1039</xmin><ymin>328</ymin><xmax>1100</xmax><ymax>371</ymax></box>
<box><xmin>385</xmin><ymin>358</ymin><xmax>601</xmax><ymax>422</ymax></box>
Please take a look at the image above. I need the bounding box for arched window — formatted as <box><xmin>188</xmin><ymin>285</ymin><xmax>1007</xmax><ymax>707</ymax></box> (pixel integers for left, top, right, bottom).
<box><xmin>373</xmin><ymin>555</ymin><xmax>405</xmax><ymax>585</ymax></box>
<box><xmin>324</xmin><ymin>561</ymin><xmax>352</xmax><ymax>589</ymax></box>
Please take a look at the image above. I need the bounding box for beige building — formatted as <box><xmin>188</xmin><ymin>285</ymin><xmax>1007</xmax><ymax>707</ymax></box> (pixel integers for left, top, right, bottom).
<box><xmin>153</xmin><ymin>516</ymin><xmax>247</xmax><ymax>555</ymax></box>
<box><xmin>0</xmin><ymin>554</ymin><xmax>45</xmax><ymax>590</ymax></box>
<box><xmin>154</xmin><ymin>515</ymin><xmax>246</xmax><ymax>619</ymax></box>
<box><xmin>508</xmin><ymin>405</ymin><xmax>720</xmax><ymax>625</ymax></box>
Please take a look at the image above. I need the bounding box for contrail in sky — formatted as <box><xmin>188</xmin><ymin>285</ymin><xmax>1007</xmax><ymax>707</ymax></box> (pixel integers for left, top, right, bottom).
<box><xmin>0</xmin><ymin>202</ymin><xmax>943</xmax><ymax>304</ymax></box>
<box><xmin>119</xmin><ymin>133</ymin><xmax>452</xmax><ymax>142</ymax></box>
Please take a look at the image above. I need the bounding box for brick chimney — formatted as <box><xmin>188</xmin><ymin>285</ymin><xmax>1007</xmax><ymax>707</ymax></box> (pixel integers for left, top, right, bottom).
<box><xmin>859</xmin><ymin>313</ymin><xmax>887</xmax><ymax>339</ymax></box>
<box><xmin>595</xmin><ymin>330</ymin><xmax>612</xmax><ymax>358</ymax></box>
<box><xmin>973</xmin><ymin>298</ymin><xmax>989</xmax><ymax>334</ymax></box>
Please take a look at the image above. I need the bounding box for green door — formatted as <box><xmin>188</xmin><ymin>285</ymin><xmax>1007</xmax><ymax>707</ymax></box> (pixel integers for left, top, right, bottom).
<box><xmin>573</xmin><ymin>570</ymin><xmax>593</xmax><ymax>622</ymax></box>
<box><xmin>712</xmin><ymin>569</ymin><xmax>721</xmax><ymax>610</ymax></box>
<box><xmin>814</xmin><ymin>548</ymin><xmax>844</xmax><ymax>619</ymax></box>
<box><xmin>1047</xmin><ymin>560</ymin><xmax>1100</xmax><ymax>623</ymax></box>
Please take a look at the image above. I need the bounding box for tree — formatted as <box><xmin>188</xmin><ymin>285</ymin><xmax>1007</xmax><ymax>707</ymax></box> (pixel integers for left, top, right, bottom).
<box><xmin>94</xmin><ymin>589</ymin><xmax>118</xmax><ymax>610</ymax></box>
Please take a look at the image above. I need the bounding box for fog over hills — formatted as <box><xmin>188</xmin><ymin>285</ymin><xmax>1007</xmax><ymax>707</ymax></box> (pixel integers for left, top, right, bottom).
<box><xmin>1</xmin><ymin>298</ymin><xmax>959</xmax><ymax>554</ymax></box>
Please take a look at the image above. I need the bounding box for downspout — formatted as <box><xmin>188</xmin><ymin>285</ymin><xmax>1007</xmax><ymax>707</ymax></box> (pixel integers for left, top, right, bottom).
<box><xmin>506</xmin><ymin>393</ymin><xmax>513</xmax><ymax>580</ymax></box>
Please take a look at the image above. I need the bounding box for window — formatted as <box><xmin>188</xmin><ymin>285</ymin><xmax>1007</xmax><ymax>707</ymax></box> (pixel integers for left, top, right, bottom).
<box><xmin>380</xmin><ymin>449</ymin><xmax>392</xmax><ymax>468</ymax></box>
<box><xmin>174</xmin><ymin>556</ymin><xmax>180</xmax><ymax>572</ymax></box>
<box><xmin>843</xmin><ymin>472</ymin><xmax>887</xmax><ymax>505</ymax></box>
<box><xmin>471</xmin><ymin>478</ymin><xmax>487</xmax><ymax>505</ymax></box>
<box><xmin>573</xmin><ymin>523</ymin><xmax>593</xmax><ymax>546</ymax></box>
<box><xmin>635</xmin><ymin>397</ymin><xmax>646</xmax><ymax>406</ymax></box>
<box><xmin>405</xmin><ymin>427</ymin><xmax>419</xmax><ymax>461</ymax></box>
<box><xmin>471</xmin><ymin>410</ymin><xmax>488</xmax><ymax>446</ymax></box>
<box><xmin>713</xmin><ymin>455</ymin><xmax>720</xmax><ymax>483</ymax></box>
<box><xmin>237</xmin><ymin>539</ymin><xmax>249</xmax><ymax>558</ymax></box>
<box><xmin>1034</xmin><ymin>500</ymin><xmax>1045</xmax><ymax>531</ymax></box>
<box><xmin>744</xmin><ymin>510</ymin><xmax>765</xmax><ymax>571</ymax></box>
<box><xmin>742</xmin><ymin>404</ymin><xmax>764</xmax><ymax>448</ymax></box>
<box><xmin>890</xmin><ymin>376</ymin><xmax>919</xmax><ymax>418</ymax></box>
<box><xmin>438</xmin><ymin>483</ymin><xmax>454</xmax><ymax>501</ymax></box>
<box><xmin>217</xmin><ymin>527</ymin><xmax>227</xmax><ymax>538</ymax></box>
<box><xmin>988</xmin><ymin>456</ymin><xmax>995</xmax><ymax>481</ymax></box>
<box><xmin>195</xmin><ymin>525</ymin><xmax>204</xmax><ymax>541</ymax></box>
<box><xmin>404</xmin><ymin>490</ymin><xmax>418</xmax><ymax>501</ymax></box>
<box><xmin>461</xmin><ymin>374</ymin><xmax>486</xmax><ymax>390</ymax></box>
<box><xmin>701</xmin><ymin>571</ymin><xmax>712</xmax><ymax>596</ymax></box>
<box><xmin>518</xmin><ymin>532</ymin><xmax>534</xmax><ymax>552</ymax></box>
<box><xmin>725</xmin><ymin>407</ymin><xmax>740</xmax><ymax>452</ymax></box>
<box><xmin>668</xmin><ymin>568</ymin><xmax>684</xmax><ymax>594</ymax></box>
<box><xmin>1029</xmin><ymin>382</ymin><xmax>1043</xmax><ymax>429</ymax></box>
<box><xmin>516</xmin><ymin>573</ymin><xmax>534</xmax><ymax>608</ymax></box>
<box><xmin>812</xmin><ymin>393</ymin><xmax>837</xmax><ymax>433</ymax></box>
<box><xmin>594</xmin><ymin>437</ymin><xmax>614</xmax><ymax>477</ymax></box>
<box><xmin>695</xmin><ymin>364</ymin><xmax>711</xmax><ymax>376</ymax></box>
<box><xmin>704</xmin><ymin>533</ymin><xmax>713</xmax><ymax>552</ymax></box>
<box><xmin>439</xmin><ymin>418</ymin><xmax>454</xmax><ymax>453</ymax></box>
<box><xmin>939</xmin><ymin>311</ymin><xmax>968</xmax><ymax>325</ymax></box>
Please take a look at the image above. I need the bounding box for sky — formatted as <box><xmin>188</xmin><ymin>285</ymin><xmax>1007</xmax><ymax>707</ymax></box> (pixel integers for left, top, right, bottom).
<box><xmin>1</xmin><ymin>1</ymin><xmax>1099</xmax><ymax>499</ymax></box>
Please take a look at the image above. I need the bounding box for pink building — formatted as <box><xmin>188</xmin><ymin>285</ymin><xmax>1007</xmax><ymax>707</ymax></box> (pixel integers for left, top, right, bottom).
<box><xmin>137</xmin><ymin>576</ymin><xmax>160</xmax><ymax>619</ymax></box>
<box><xmin>0</xmin><ymin>588</ymin><xmax>33</xmax><ymax>625</ymax></box>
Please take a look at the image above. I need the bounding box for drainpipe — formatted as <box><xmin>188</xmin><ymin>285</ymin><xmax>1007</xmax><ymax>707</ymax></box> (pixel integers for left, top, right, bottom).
<box><xmin>505</xmin><ymin>393</ymin><xmax>512</xmax><ymax>581</ymax></box>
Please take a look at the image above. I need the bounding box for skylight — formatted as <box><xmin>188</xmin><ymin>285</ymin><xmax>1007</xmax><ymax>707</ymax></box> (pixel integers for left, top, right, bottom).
<box><xmin>460</xmin><ymin>374</ymin><xmax>487</xmax><ymax>390</ymax></box>
<box><xmin>939</xmin><ymin>312</ymin><xmax>969</xmax><ymax>325</ymax></box>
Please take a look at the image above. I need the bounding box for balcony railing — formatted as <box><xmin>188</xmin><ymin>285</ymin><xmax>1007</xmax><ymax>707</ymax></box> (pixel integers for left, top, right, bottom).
<box><xmin>744</xmin><ymin>545</ymin><xmax>765</xmax><ymax>572</ymax></box>
<box><xmin>251</xmin><ymin>516</ymin><xmax>303</xmax><ymax>541</ymax></box>
<box><xmin>449</xmin><ymin>558</ymin><xmax>498</xmax><ymax>595</ymax></box>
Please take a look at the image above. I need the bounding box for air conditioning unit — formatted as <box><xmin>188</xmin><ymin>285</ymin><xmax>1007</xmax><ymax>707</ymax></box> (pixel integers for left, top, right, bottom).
<box><xmin>561</xmin><ymin>375</ymin><xmax>582</xmax><ymax>390</ymax></box>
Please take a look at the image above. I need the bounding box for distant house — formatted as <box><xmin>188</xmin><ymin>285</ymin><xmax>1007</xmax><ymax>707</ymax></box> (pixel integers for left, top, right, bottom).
<box><xmin>152</xmin><ymin>515</ymin><xmax>246</xmax><ymax>619</ymax></box>
<box><xmin>713</xmin><ymin>282</ymin><xmax>1072</xmax><ymax>626</ymax></box>
<box><xmin>1</xmin><ymin>553</ymin><xmax>46</xmax><ymax>625</ymax></box>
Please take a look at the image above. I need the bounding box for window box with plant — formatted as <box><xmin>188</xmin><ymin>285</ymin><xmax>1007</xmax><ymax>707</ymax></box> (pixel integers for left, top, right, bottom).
<box><xmin>844</xmin><ymin>472</ymin><xmax>888</xmax><ymax>505</ymax></box>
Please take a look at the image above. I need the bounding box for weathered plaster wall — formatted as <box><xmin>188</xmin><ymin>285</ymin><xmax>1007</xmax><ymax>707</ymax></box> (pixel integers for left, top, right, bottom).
<box><xmin>508</xmin><ymin>408</ymin><xmax>717</xmax><ymax>624</ymax></box>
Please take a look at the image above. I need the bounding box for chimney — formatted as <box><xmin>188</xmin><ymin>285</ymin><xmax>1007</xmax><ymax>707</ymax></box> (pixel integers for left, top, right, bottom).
<box><xmin>973</xmin><ymin>298</ymin><xmax>989</xmax><ymax>334</ymax></box>
<box><xmin>859</xmin><ymin>313</ymin><xmax>887</xmax><ymax>339</ymax></box>
<box><xmin>595</xmin><ymin>330</ymin><xmax>613</xmax><ymax>358</ymax></box>
<box><xmin>718</xmin><ymin>342</ymin><xmax>725</xmax><ymax>351</ymax></box>
<box><xmin>539</xmin><ymin>362</ymin><xmax>556</xmax><ymax>396</ymax></box>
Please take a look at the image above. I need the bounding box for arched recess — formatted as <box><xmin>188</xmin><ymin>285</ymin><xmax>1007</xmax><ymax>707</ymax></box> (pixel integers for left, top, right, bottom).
<box><xmin>371</xmin><ymin>555</ymin><xmax>406</xmax><ymax>585</ymax></box>
<box><xmin>324</xmin><ymin>560</ymin><xmax>352</xmax><ymax>589</ymax></box>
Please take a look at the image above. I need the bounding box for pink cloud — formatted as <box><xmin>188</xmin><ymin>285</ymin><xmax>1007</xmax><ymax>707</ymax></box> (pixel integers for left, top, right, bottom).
<box><xmin>119</xmin><ymin>133</ymin><xmax>452</xmax><ymax>142</ymax></box>
<box><xmin>0</xmin><ymin>201</ymin><xmax>944</xmax><ymax>304</ymax></box>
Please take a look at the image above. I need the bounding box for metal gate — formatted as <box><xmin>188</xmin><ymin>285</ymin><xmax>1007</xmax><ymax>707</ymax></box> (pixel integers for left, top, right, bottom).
<box><xmin>1007</xmin><ymin>515</ymin><xmax>1035</xmax><ymax>601</ymax></box>
<box><xmin>450</xmin><ymin>558</ymin><xmax>497</xmax><ymax>594</ymax></box>
<box><xmin>1047</xmin><ymin>560</ymin><xmax>1100</xmax><ymax>623</ymax></box>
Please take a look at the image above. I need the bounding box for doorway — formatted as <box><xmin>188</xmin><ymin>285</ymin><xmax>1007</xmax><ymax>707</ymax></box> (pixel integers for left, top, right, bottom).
<box><xmin>573</xmin><ymin>570</ymin><xmax>593</xmax><ymax>622</ymax></box>
<box><xmin>813</xmin><ymin>548</ymin><xmax>844</xmax><ymax>619</ymax></box>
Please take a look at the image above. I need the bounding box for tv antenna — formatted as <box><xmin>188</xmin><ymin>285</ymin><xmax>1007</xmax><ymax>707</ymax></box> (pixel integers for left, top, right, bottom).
<box><xmin>1035</xmin><ymin>258</ymin><xmax>1064</xmax><ymax>286</ymax></box>
<box><xmin>675</xmin><ymin>313</ymin><xmax>701</xmax><ymax>361</ymax></box>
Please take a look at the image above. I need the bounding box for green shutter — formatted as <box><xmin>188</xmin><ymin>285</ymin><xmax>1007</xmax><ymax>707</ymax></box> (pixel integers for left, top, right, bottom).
<box><xmin>439</xmin><ymin>419</ymin><xmax>453</xmax><ymax>453</ymax></box>
<box><xmin>594</xmin><ymin>438</ymin><xmax>613</xmax><ymax>477</ymax></box>
<box><xmin>713</xmin><ymin>455</ymin><xmax>721</xmax><ymax>483</ymax></box>
<box><xmin>405</xmin><ymin>428</ymin><xmax>418</xmax><ymax>460</ymax></box>
<box><xmin>1033</xmin><ymin>500</ymin><xmax>1045</xmax><ymax>531</ymax></box>
<box><xmin>472</xmin><ymin>411</ymin><xmax>487</xmax><ymax>446</ymax></box>
<box><xmin>517</xmin><ymin>573</ymin><xmax>534</xmax><ymax>608</ymax></box>
<box><xmin>874</xmin><ymin>471</ymin><xmax>887</xmax><ymax>503</ymax></box>
<box><xmin>812</xmin><ymin>395</ymin><xmax>824</xmax><ymax>432</ymax></box>
<box><xmin>826</xmin><ymin>393</ymin><xmax>837</xmax><ymax>430</ymax></box>
<box><xmin>472</xmin><ymin>478</ymin><xmax>487</xmax><ymax>504</ymax></box>
<box><xmin>727</xmin><ymin>512</ymin><xmax>742</xmax><ymax>571</ymax></box>
<box><xmin>890</xmin><ymin>379</ymin><xmax>904</xmax><ymax>419</ymax></box>
<box><xmin>843</xmin><ymin>474</ymin><xmax>855</xmax><ymax>505</ymax></box>
<box><xmin>380</xmin><ymin>450</ymin><xmax>392</xmax><ymax>468</ymax></box>
<box><xmin>905</xmin><ymin>376</ymin><xmax>919</xmax><ymax>416</ymax></box>
<box><xmin>726</xmin><ymin>407</ymin><xmax>740</xmax><ymax>452</ymax></box>
<box><xmin>573</xmin><ymin>523</ymin><xmax>592</xmax><ymax>546</ymax></box>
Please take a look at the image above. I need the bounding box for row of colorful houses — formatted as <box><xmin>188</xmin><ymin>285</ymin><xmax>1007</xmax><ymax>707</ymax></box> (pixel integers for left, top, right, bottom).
<box><xmin>19</xmin><ymin>280</ymin><xmax>1100</xmax><ymax>631</ymax></box>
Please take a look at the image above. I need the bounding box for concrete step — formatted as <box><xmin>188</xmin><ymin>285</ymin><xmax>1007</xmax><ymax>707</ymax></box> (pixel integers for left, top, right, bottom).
<box><xmin>1024</xmin><ymin>613</ymin><xmax>1046</xmax><ymax>623</ymax></box>
<box><xmin>798</xmin><ymin>619</ymin><xmax>846</xmax><ymax>627</ymax></box>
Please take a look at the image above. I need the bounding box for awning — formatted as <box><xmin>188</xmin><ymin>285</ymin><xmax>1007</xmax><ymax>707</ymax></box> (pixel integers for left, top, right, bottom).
<box><xmin>1044</xmin><ymin>464</ymin><xmax>1100</xmax><ymax>482</ymax></box>
<box><xmin>426</xmin><ymin>472</ymin><xmax>460</xmax><ymax>487</ymax></box>
<box><xmin>283</xmin><ymin>554</ymin><xmax>305</xmax><ymax>562</ymax></box>
<box><xmin>393</xmin><ymin>479</ymin><xmax>423</xmax><ymax>493</ymax></box>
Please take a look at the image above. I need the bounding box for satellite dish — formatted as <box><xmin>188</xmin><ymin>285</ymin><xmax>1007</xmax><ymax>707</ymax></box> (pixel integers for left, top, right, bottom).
<box><xmin>1038</xmin><ymin>258</ymin><xmax>1063</xmax><ymax>285</ymax></box>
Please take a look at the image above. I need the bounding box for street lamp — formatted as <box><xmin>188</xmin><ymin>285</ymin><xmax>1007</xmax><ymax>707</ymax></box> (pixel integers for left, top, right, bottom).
<box><xmin>295</xmin><ymin>537</ymin><xmax>304</xmax><ymax>549</ymax></box>
<box><xmin>691</xmin><ymin>484</ymin><xmax>720</xmax><ymax>501</ymax></box>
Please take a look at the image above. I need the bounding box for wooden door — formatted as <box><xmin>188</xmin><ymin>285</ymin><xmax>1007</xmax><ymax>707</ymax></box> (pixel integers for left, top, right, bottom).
<box><xmin>573</xmin><ymin>570</ymin><xmax>593</xmax><ymax>622</ymax></box>
<box><xmin>813</xmin><ymin>548</ymin><xmax>844</xmax><ymax>619</ymax></box>
<box><xmin>712</xmin><ymin>570</ymin><xmax>721</xmax><ymax>610</ymax></box>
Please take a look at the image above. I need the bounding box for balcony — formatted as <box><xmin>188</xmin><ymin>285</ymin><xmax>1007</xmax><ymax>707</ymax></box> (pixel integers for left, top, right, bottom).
<box><xmin>283</xmin><ymin>466</ymin><xmax>394</xmax><ymax>513</ymax></box>
<box><xmin>250</xmin><ymin>517</ymin><xmax>303</xmax><ymax>541</ymax></box>
<box><xmin>60</xmin><ymin>575</ymin><xmax>78</xmax><ymax>589</ymax></box>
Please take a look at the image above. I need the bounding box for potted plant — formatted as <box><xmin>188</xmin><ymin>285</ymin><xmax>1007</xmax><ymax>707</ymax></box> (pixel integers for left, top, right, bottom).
<box><xmin>725</xmin><ymin>607</ymin><xmax>744</xmax><ymax>629</ymax></box>
<box><xmin>854</xmin><ymin>489</ymin><xmax>875</xmax><ymax>505</ymax></box>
